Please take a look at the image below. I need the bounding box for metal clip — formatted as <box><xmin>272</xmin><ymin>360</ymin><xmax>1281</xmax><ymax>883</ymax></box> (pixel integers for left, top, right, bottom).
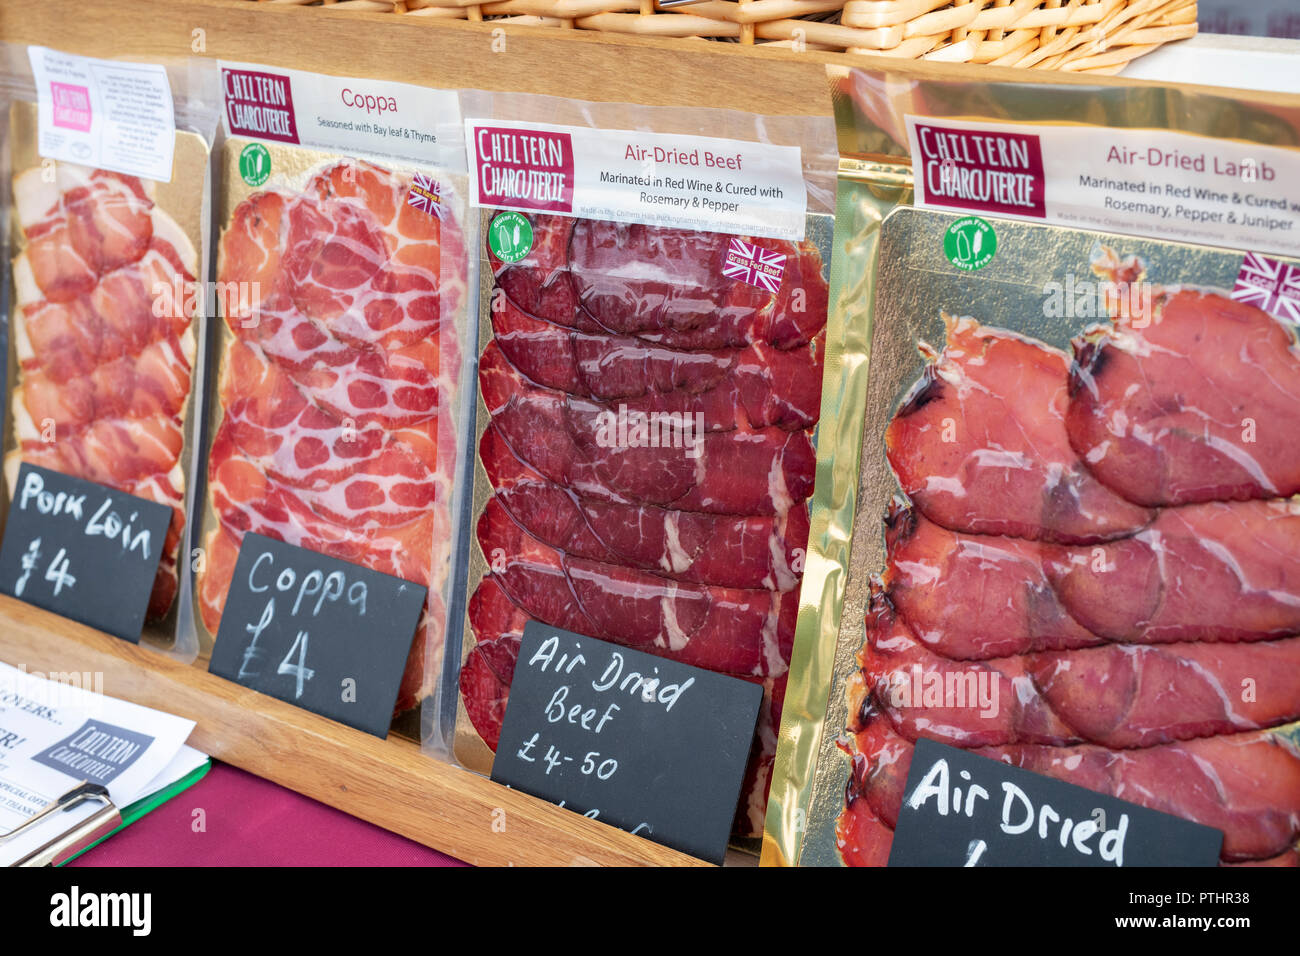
<box><xmin>1</xmin><ymin>781</ymin><xmax>121</xmax><ymax>867</ymax></box>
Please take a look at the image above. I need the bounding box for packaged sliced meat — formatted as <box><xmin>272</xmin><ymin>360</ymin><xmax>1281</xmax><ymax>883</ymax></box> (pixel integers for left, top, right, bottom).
<box><xmin>766</xmin><ymin>203</ymin><xmax>1300</xmax><ymax>868</ymax></box>
<box><xmin>864</xmin><ymin>582</ymin><xmax>1300</xmax><ymax>750</ymax></box>
<box><xmin>1</xmin><ymin>56</ymin><xmax>218</xmax><ymax>654</ymax></box>
<box><xmin>885</xmin><ymin>314</ymin><xmax>1153</xmax><ymax>545</ymax></box>
<box><xmin>193</xmin><ymin>64</ymin><xmax>473</xmax><ymax>739</ymax></box>
<box><xmin>453</xmin><ymin>96</ymin><xmax>836</xmax><ymax>842</ymax></box>
<box><xmin>1068</xmin><ymin>251</ymin><xmax>1300</xmax><ymax>507</ymax></box>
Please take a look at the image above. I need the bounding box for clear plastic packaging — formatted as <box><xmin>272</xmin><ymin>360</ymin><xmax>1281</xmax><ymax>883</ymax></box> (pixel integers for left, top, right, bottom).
<box><xmin>191</xmin><ymin>63</ymin><xmax>475</xmax><ymax>746</ymax></box>
<box><xmin>0</xmin><ymin>42</ymin><xmax>219</xmax><ymax>660</ymax></box>
<box><xmin>448</xmin><ymin>89</ymin><xmax>837</xmax><ymax>841</ymax></box>
<box><xmin>768</xmin><ymin>65</ymin><xmax>1300</xmax><ymax>870</ymax></box>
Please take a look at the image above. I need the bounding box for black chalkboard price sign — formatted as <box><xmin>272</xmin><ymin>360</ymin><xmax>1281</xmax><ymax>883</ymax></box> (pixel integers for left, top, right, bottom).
<box><xmin>0</xmin><ymin>463</ymin><xmax>173</xmax><ymax>642</ymax></box>
<box><xmin>889</xmin><ymin>738</ymin><xmax>1224</xmax><ymax>867</ymax></box>
<box><xmin>208</xmin><ymin>532</ymin><xmax>427</xmax><ymax>738</ymax></box>
<box><xmin>491</xmin><ymin>622</ymin><xmax>764</xmax><ymax>865</ymax></box>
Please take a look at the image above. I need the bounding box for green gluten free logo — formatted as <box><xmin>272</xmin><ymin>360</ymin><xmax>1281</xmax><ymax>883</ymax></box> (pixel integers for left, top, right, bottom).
<box><xmin>239</xmin><ymin>142</ymin><xmax>271</xmax><ymax>187</ymax></box>
<box><xmin>488</xmin><ymin>211</ymin><xmax>534</xmax><ymax>263</ymax></box>
<box><xmin>944</xmin><ymin>216</ymin><xmax>997</xmax><ymax>272</ymax></box>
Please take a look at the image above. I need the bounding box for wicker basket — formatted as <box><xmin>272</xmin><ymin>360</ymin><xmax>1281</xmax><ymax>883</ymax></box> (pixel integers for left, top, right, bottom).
<box><xmin>256</xmin><ymin>0</ymin><xmax>1197</xmax><ymax>73</ymax></box>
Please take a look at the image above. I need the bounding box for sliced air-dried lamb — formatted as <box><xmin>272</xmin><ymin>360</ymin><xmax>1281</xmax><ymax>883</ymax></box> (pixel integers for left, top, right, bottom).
<box><xmin>1069</xmin><ymin>287</ymin><xmax>1300</xmax><ymax>507</ymax></box>
<box><xmin>886</xmin><ymin>316</ymin><xmax>1153</xmax><ymax>544</ymax></box>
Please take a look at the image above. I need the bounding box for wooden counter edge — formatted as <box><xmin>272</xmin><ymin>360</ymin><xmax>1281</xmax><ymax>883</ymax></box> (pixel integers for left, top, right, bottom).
<box><xmin>0</xmin><ymin>594</ymin><xmax>708</xmax><ymax>867</ymax></box>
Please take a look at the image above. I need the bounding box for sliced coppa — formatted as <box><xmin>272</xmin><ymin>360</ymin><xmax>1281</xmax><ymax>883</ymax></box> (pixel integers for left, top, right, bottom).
<box><xmin>883</xmin><ymin>500</ymin><xmax>1100</xmax><ymax>659</ymax></box>
<box><xmin>477</xmin><ymin>495</ymin><xmax>794</xmax><ymax>677</ymax></box>
<box><xmin>481</xmin><ymin>422</ymin><xmax>809</xmax><ymax>592</ymax></box>
<box><xmin>208</xmin><ymin>429</ymin><xmax>438</xmax><ymax>575</ymax></box>
<box><xmin>216</xmin><ymin>340</ymin><xmax>441</xmax><ymax>515</ymax></box>
<box><xmin>846</xmin><ymin>709</ymin><xmax>1300</xmax><ymax>863</ymax></box>
<box><xmin>1045</xmin><ymin>499</ymin><xmax>1300</xmax><ymax>644</ymax></box>
<box><xmin>886</xmin><ymin>315</ymin><xmax>1153</xmax><ymax>544</ymax></box>
<box><xmin>489</xmin><ymin>293</ymin><xmax>824</xmax><ymax>431</ymax></box>
<box><xmin>221</xmin><ymin>164</ymin><xmax>464</xmax><ymax>358</ymax></box>
<box><xmin>480</xmin><ymin>342</ymin><xmax>815</xmax><ymax>516</ymax></box>
<box><xmin>1068</xmin><ymin>288</ymin><xmax>1300</xmax><ymax>507</ymax></box>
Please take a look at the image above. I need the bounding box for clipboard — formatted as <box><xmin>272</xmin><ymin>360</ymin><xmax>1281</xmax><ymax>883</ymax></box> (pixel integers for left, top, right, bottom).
<box><xmin>0</xmin><ymin>782</ymin><xmax>123</xmax><ymax>867</ymax></box>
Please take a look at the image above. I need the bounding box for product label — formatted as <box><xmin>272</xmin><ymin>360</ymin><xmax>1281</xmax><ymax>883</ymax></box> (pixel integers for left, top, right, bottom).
<box><xmin>465</xmin><ymin>119</ymin><xmax>808</xmax><ymax>241</ymax></box>
<box><xmin>889</xmin><ymin>739</ymin><xmax>1223</xmax><ymax>867</ymax></box>
<box><xmin>490</xmin><ymin>622</ymin><xmax>763</xmax><ymax>865</ymax></box>
<box><xmin>907</xmin><ymin>116</ymin><xmax>1300</xmax><ymax>257</ymax></box>
<box><xmin>27</xmin><ymin>46</ymin><xmax>176</xmax><ymax>182</ymax></box>
<box><xmin>218</xmin><ymin>60</ymin><xmax>462</xmax><ymax>168</ymax></box>
<box><xmin>0</xmin><ymin>464</ymin><xmax>173</xmax><ymax>643</ymax></box>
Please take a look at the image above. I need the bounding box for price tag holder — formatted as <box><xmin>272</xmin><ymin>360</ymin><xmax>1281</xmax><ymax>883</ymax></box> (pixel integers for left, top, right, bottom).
<box><xmin>889</xmin><ymin>738</ymin><xmax>1224</xmax><ymax>867</ymax></box>
<box><xmin>0</xmin><ymin>464</ymin><xmax>172</xmax><ymax>642</ymax></box>
<box><xmin>208</xmin><ymin>533</ymin><xmax>426</xmax><ymax>738</ymax></box>
<box><xmin>491</xmin><ymin>622</ymin><xmax>763</xmax><ymax>865</ymax></box>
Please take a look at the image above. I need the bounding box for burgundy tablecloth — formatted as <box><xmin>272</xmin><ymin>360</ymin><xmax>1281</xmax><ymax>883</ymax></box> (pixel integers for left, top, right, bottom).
<box><xmin>69</xmin><ymin>761</ymin><xmax>467</xmax><ymax>867</ymax></box>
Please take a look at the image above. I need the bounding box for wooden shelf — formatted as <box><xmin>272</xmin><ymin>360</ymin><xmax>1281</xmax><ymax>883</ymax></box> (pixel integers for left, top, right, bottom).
<box><xmin>0</xmin><ymin>0</ymin><xmax>1222</xmax><ymax>870</ymax></box>
<box><xmin>0</xmin><ymin>0</ymin><xmax>1125</xmax><ymax>122</ymax></box>
<box><xmin>0</xmin><ymin>595</ymin><xmax>705</xmax><ymax>866</ymax></box>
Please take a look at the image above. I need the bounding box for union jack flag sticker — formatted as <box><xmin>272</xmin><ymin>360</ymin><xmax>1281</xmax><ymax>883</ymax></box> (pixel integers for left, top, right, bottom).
<box><xmin>722</xmin><ymin>238</ymin><xmax>786</xmax><ymax>294</ymax></box>
<box><xmin>1232</xmin><ymin>251</ymin><xmax>1300</xmax><ymax>323</ymax></box>
<box><xmin>406</xmin><ymin>172</ymin><xmax>442</xmax><ymax>219</ymax></box>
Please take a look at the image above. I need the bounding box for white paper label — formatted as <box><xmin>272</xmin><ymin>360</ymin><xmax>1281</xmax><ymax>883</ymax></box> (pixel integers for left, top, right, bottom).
<box><xmin>27</xmin><ymin>46</ymin><xmax>176</xmax><ymax>183</ymax></box>
<box><xmin>465</xmin><ymin>119</ymin><xmax>807</xmax><ymax>240</ymax></box>
<box><xmin>219</xmin><ymin>60</ymin><xmax>462</xmax><ymax>169</ymax></box>
<box><xmin>906</xmin><ymin>115</ymin><xmax>1300</xmax><ymax>257</ymax></box>
<box><xmin>0</xmin><ymin>661</ymin><xmax>195</xmax><ymax>865</ymax></box>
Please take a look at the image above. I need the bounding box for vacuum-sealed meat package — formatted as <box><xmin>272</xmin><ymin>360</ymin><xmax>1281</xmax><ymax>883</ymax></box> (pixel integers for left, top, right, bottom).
<box><xmin>773</xmin><ymin>203</ymin><xmax>1300</xmax><ymax>868</ymax></box>
<box><xmin>452</xmin><ymin>92</ymin><xmax>837</xmax><ymax>842</ymax></box>
<box><xmin>0</xmin><ymin>44</ymin><xmax>219</xmax><ymax>655</ymax></box>
<box><xmin>193</xmin><ymin>63</ymin><xmax>473</xmax><ymax>740</ymax></box>
<box><xmin>765</xmin><ymin>67</ymin><xmax>1300</xmax><ymax>869</ymax></box>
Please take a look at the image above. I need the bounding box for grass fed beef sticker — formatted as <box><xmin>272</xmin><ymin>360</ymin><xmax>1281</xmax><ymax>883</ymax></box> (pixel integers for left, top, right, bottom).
<box><xmin>465</xmin><ymin>118</ymin><xmax>808</xmax><ymax>241</ymax></box>
<box><xmin>911</xmin><ymin>121</ymin><xmax>1045</xmax><ymax>219</ymax></box>
<box><xmin>905</xmin><ymin>114</ymin><xmax>1300</xmax><ymax>257</ymax></box>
